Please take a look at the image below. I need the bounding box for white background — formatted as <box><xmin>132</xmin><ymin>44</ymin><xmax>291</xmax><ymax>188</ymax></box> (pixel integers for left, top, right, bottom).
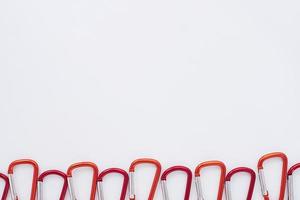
<box><xmin>0</xmin><ymin>0</ymin><xmax>300</xmax><ymax>199</ymax></box>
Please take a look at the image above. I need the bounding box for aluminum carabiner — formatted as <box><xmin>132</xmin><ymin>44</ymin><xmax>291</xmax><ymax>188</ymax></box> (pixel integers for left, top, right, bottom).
<box><xmin>161</xmin><ymin>166</ymin><xmax>193</xmax><ymax>200</ymax></box>
<box><xmin>97</xmin><ymin>168</ymin><xmax>129</xmax><ymax>200</ymax></box>
<box><xmin>258</xmin><ymin>152</ymin><xmax>288</xmax><ymax>200</ymax></box>
<box><xmin>287</xmin><ymin>163</ymin><xmax>300</xmax><ymax>200</ymax></box>
<box><xmin>194</xmin><ymin>161</ymin><xmax>226</xmax><ymax>200</ymax></box>
<box><xmin>8</xmin><ymin>159</ymin><xmax>39</xmax><ymax>200</ymax></box>
<box><xmin>67</xmin><ymin>162</ymin><xmax>99</xmax><ymax>200</ymax></box>
<box><xmin>0</xmin><ymin>173</ymin><xmax>10</xmax><ymax>200</ymax></box>
<box><xmin>129</xmin><ymin>158</ymin><xmax>161</xmax><ymax>200</ymax></box>
<box><xmin>225</xmin><ymin>167</ymin><xmax>256</xmax><ymax>200</ymax></box>
<box><xmin>37</xmin><ymin>170</ymin><xmax>68</xmax><ymax>200</ymax></box>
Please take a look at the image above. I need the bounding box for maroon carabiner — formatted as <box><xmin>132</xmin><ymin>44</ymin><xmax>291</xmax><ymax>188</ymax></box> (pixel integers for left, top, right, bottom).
<box><xmin>287</xmin><ymin>163</ymin><xmax>300</xmax><ymax>200</ymax></box>
<box><xmin>97</xmin><ymin>168</ymin><xmax>129</xmax><ymax>200</ymax></box>
<box><xmin>37</xmin><ymin>170</ymin><xmax>68</xmax><ymax>200</ymax></box>
<box><xmin>225</xmin><ymin>167</ymin><xmax>256</xmax><ymax>200</ymax></box>
<box><xmin>161</xmin><ymin>166</ymin><xmax>192</xmax><ymax>200</ymax></box>
<box><xmin>0</xmin><ymin>173</ymin><xmax>9</xmax><ymax>200</ymax></box>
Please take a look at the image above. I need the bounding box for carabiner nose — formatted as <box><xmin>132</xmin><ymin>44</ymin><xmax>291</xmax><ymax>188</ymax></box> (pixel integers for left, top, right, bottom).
<box><xmin>0</xmin><ymin>173</ymin><xmax>10</xmax><ymax>200</ymax></box>
<box><xmin>225</xmin><ymin>167</ymin><xmax>256</xmax><ymax>200</ymax></box>
<box><xmin>257</xmin><ymin>152</ymin><xmax>288</xmax><ymax>200</ymax></box>
<box><xmin>8</xmin><ymin>159</ymin><xmax>39</xmax><ymax>200</ymax></box>
<box><xmin>67</xmin><ymin>162</ymin><xmax>99</xmax><ymax>200</ymax></box>
<box><xmin>37</xmin><ymin>170</ymin><xmax>68</xmax><ymax>200</ymax></box>
<box><xmin>287</xmin><ymin>163</ymin><xmax>300</xmax><ymax>200</ymax></box>
<box><xmin>97</xmin><ymin>168</ymin><xmax>129</xmax><ymax>200</ymax></box>
<box><xmin>161</xmin><ymin>166</ymin><xmax>193</xmax><ymax>200</ymax></box>
<box><xmin>129</xmin><ymin>158</ymin><xmax>161</xmax><ymax>200</ymax></box>
<box><xmin>194</xmin><ymin>161</ymin><xmax>226</xmax><ymax>200</ymax></box>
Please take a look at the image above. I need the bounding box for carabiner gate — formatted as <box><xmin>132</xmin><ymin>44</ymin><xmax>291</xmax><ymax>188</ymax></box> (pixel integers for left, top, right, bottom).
<box><xmin>129</xmin><ymin>158</ymin><xmax>161</xmax><ymax>200</ymax></box>
<box><xmin>225</xmin><ymin>167</ymin><xmax>256</xmax><ymax>200</ymax></box>
<box><xmin>257</xmin><ymin>152</ymin><xmax>288</xmax><ymax>200</ymax></box>
<box><xmin>194</xmin><ymin>161</ymin><xmax>226</xmax><ymax>200</ymax></box>
<box><xmin>97</xmin><ymin>168</ymin><xmax>129</xmax><ymax>200</ymax></box>
<box><xmin>37</xmin><ymin>170</ymin><xmax>68</xmax><ymax>200</ymax></box>
<box><xmin>8</xmin><ymin>159</ymin><xmax>39</xmax><ymax>200</ymax></box>
<box><xmin>67</xmin><ymin>162</ymin><xmax>99</xmax><ymax>200</ymax></box>
<box><xmin>161</xmin><ymin>166</ymin><xmax>193</xmax><ymax>200</ymax></box>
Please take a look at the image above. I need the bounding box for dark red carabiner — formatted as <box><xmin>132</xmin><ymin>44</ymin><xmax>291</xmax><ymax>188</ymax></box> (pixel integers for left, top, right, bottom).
<box><xmin>129</xmin><ymin>158</ymin><xmax>161</xmax><ymax>200</ymax></box>
<box><xmin>225</xmin><ymin>167</ymin><xmax>256</xmax><ymax>200</ymax></box>
<box><xmin>37</xmin><ymin>170</ymin><xmax>68</xmax><ymax>200</ymax></box>
<box><xmin>161</xmin><ymin>166</ymin><xmax>193</xmax><ymax>200</ymax></box>
<box><xmin>97</xmin><ymin>168</ymin><xmax>129</xmax><ymax>200</ymax></box>
<box><xmin>0</xmin><ymin>173</ymin><xmax>9</xmax><ymax>200</ymax></box>
<box><xmin>67</xmin><ymin>162</ymin><xmax>99</xmax><ymax>200</ymax></box>
<box><xmin>287</xmin><ymin>163</ymin><xmax>300</xmax><ymax>200</ymax></box>
<box><xmin>8</xmin><ymin>159</ymin><xmax>39</xmax><ymax>200</ymax></box>
<box><xmin>194</xmin><ymin>160</ymin><xmax>226</xmax><ymax>200</ymax></box>
<box><xmin>257</xmin><ymin>152</ymin><xmax>288</xmax><ymax>200</ymax></box>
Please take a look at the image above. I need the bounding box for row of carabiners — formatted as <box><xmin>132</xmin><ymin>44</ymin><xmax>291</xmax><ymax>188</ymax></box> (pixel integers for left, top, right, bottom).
<box><xmin>0</xmin><ymin>152</ymin><xmax>299</xmax><ymax>200</ymax></box>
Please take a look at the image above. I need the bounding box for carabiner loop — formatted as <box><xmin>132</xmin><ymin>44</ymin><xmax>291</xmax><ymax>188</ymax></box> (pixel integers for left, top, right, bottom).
<box><xmin>161</xmin><ymin>166</ymin><xmax>193</xmax><ymax>200</ymax></box>
<box><xmin>37</xmin><ymin>170</ymin><xmax>68</xmax><ymax>200</ymax></box>
<box><xmin>67</xmin><ymin>162</ymin><xmax>99</xmax><ymax>200</ymax></box>
<box><xmin>129</xmin><ymin>158</ymin><xmax>161</xmax><ymax>200</ymax></box>
<box><xmin>8</xmin><ymin>159</ymin><xmax>39</xmax><ymax>200</ymax></box>
<box><xmin>0</xmin><ymin>173</ymin><xmax>10</xmax><ymax>200</ymax></box>
<box><xmin>194</xmin><ymin>161</ymin><xmax>226</xmax><ymax>200</ymax></box>
<box><xmin>257</xmin><ymin>152</ymin><xmax>288</xmax><ymax>200</ymax></box>
<box><xmin>287</xmin><ymin>163</ymin><xmax>300</xmax><ymax>200</ymax></box>
<box><xmin>225</xmin><ymin>167</ymin><xmax>256</xmax><ymax>200</ymax></box>
<box><xmin>97</xmin><ymin>168</ymin><xmax>129</xmax><ymax>200</ymax></box>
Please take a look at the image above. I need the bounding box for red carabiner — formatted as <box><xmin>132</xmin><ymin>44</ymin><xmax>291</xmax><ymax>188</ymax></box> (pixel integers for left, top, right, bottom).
<box><xmin>194</xmin><ymin>161</ymin><xmax>226</xmax><ymax>200</ymax></box>
<box><xmin>8</xmin><ymin>159</ymin><xmax>39</xmax><ymax>200</ymax></box>
<box><xmin>37</xmin><ymin>170</ymin><xmax>68</xmax><ymax>200</ymax></box>
<box><xmin>129</xmin><ymin>158</ymin><xmax>161</xmax><ymax>200</ymax></box>
<box><xmin>0</xmin><ymin>173</ymin><xmax>9</xmax><ymax>200</ymax></box>
<box><xmin>287</xmin><ymin>163</ymin><xmax>300</xmax><ymax>200</ymax></box>
<box><xmin>67</xmin><ymin>162</ymin><xmax>99</xmax><ymax>200</ymax></box>
<box><xmin>257</xmin><ymin>152</ymin><xmax>288</xmax><ymax>200</ymax></box>
<box><xmin>97</xmin><ymin>168</ymin><xmax>129</xmax><ymax>200</ymax></box>
<box><xmin>225</xmin><ymin>167</ymin><xmax>256</xmax><ymax>200</ymax></box>
<box><xmin>161</xmin><ymin>166</ymin><xmax>193</xmax><ymax>200</ymax></box>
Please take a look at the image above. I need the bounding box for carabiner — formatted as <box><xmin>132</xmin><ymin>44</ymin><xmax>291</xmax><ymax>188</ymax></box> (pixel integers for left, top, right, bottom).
<box><xmin>8</xmin><ymin>159</ymin><xmax>39</xmax><ymax>200</ymax></box>
<box><xmin>0</xmin><ymin>173</ymin><xmax>9</xmax><ymax>200</ymax></box>
<box><xmin>67</xmin><ymin>162</ymin><xmax>99</xmax><ymax>200</ymax></box>
<box><xmin>161</xmin><ymin>166</ymin><xmax>193</xmax><ymax>200</ymax></box>
<box><xmin>194</xmin><ymin>161</ymin><xmax>226</xmax><ymax>200</ymax></box>
<box><xmin>258</xmin><ymin>152</ymin><xmax>288</xmax><ymax>200</ymax></box>
<box><xmin>225</xmin><ymin>167</ymin><xmax>256</xmax><ymax>200</ymax></box>
<box><xmin>129</xmin><ymin>158</ymin><xmax>161</xmax><ymax>200</ymax></box>
<box><xmin>97</xmin><ymin>168</ymin><xmax>129</xmax><ymax>200</ymax></box>
<box><xmin>37</xmin><ymin>170</ymin><xmax>68</xmax><ymax>200</ymax></box>
<box><xmin>287</xmin><ymin>163</ymin><xmax>300</xmax><ymax>200</ymax></box>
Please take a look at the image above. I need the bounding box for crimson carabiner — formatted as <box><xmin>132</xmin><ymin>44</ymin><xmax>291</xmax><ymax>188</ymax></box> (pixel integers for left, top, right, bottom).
<box><xmin>258</xmin><ymin>152</ymin><xmax>288</xmax><ymax>200</ymax></box>
<box><xmin>161</xmin><ymin>166</ymin><xmax>193</xmax><ymax>200</ymax></box>
<box><xmin>194</xmin><ymin>161</ymin><xmax>226</xmax><ymax>200</ymax></box>
<box><xmin>37</xmin><ymin>170</ymin><xmax>68</xmax><ymax>200</ymax></box>
<box><xmin>97</xmin><ymin>168</ymin><xmax>129</xmax><ymax>200</ymax></box>
<box><xmin>225</xmin><ymin>167</ymin><xmax>256</xmax><ymax>200</ymax></box>
<box><xmin>287</xmin><ymin>163</ymin><xmax>300</xmax><ymax>200</ymax></box>
<box><xmin>8</xmin><ymin>159</ymin><xmax>39</xmax><ymax>200</ymax></box>
<box><xmin>129</xmin><ymin>158</ymin><xmax>161</xmax><ymax>200</ymax></box>
<box><xmin>67</xmin><ymin>162</ymin><xmax>99</xmax><ymax>200</ymax></box>
<box><xmin>0</xmin><ymin>173</ymin><xmax>9</xmax><ymax>200</ymax></box>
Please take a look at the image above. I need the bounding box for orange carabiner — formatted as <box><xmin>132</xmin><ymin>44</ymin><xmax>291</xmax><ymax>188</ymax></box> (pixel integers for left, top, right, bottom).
<box><xmin>0</xmin><ymin>173</ymin><xmax>10</xmax><ymax>200</ymax></box>
<box><xmin>8</xmin><ymin>159</ymin><xmax>39</xmax><ymax>200</ymax></box>
<box><xmin>129</xmin><ymin>158</ymin><xmax>162</xmax><ymax>200</ymax></box>
<box><xmin>194</xmin><ymin>161</ymin><xmax>226</xmax><ymax>200</ymax></box>
<box><xmin>67</xmin><ymin>162</ymin><xmax>99</xmax><ymax>200</ymax></box>
<box><xmin>257</xmin><ymin>152</ymin><xmax>288</xmax><ymax>200</ymax></box>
